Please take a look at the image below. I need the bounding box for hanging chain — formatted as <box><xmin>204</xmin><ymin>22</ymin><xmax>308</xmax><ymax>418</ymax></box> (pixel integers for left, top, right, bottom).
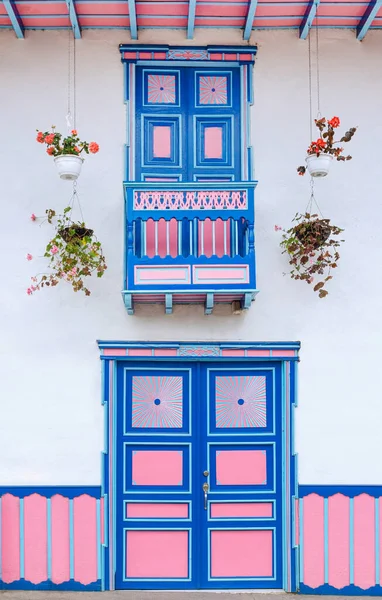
<box><xmin>67</xmin><ymin>29</ymin><xmax>72</xmax><ymax>131</ymax></box>
<box><xmin>308</xmin><ymin>31</ymin><xmax>313</xmax><ymax>141</ymax></box>
<box><xmin>73</xmin><ymin>38</ymin><xmax>76</xmax><ymax>129</ymax></box>
<box><xmin>66</xmin><ymin>30</ymin><xmax>76</xmax><ymax>131</ymax></box>
<box><xmin>315</xmin><ymin>13</ymin><xmax>321</xmax><ymax>118</ymax></box>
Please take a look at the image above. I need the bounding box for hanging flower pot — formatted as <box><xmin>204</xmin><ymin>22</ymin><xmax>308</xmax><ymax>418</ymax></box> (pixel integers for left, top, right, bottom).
<box><xmin>59</xmin><ymin>223</ymin><xmax>94</xmax><ymax>243</ymax></box>
<box><xmin>54</xmin><ymin>154</ymin><xmax>84</xmax><ymax>181</ymax></box>
<box><xmin>305</xmin><ymin>153</ymin><xmax>333</xmax><ymax>178</ymax></box>
<box><xmin>297</xmin><ymin>117</ymin><xmax>357</xmax><ymax>177</ymax></box>
<box><xmin>36</xmin><ymin>127</ymin><xmax>100</xmax><ymax>181</ymax></box>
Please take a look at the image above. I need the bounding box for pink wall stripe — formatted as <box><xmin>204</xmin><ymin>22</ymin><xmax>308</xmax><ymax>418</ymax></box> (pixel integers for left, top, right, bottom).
<box><xmin>51</xmin><ymin>495</ymin><xmax>70</xmax><ymax>584</ymax></box>
<box><xmin>303</xmin><ymin>494</ymin><xmax>325</xmax><ymax>588</ymax></box>
<box><xmin>328</xmin><ymin>494</ymin><xmax>350</xmax><ymax>588</ymax></box>
<box><xmin>153</xmin><ymin>349</ymin><xmax>178</xmax><ymax>356</ymax></box>
<box><xmin>24</xmin><ymin>494</ymin><xmax>47</xmax><ymax>584</ymax></box>
<box><xmin>222</xmin><ymin>349</ymin><xmax>245</xmax><ymax>357</ymax></box>
<box><xmin>354</xmin><ymin>494</ymin><xmax>376</xmax><ymax>589</ymax></box>
<box><xmin>129</xmin><ymin>348</ymin><xmax>152</xmax><ymax>356</ymax></box>
<box><xmin>103</xmin><ymin>348</ymin><xmax>127</xmax><ymax>356</ymax></box>
<box><xmin>1</xmin><ymin>494</ymin><xmax>20</xmax><ymax>583</ymax></box>
<box><xmin>73</xmin><ymin>495</ymin><xmax>97</xmax><ymax>585</ymax></box>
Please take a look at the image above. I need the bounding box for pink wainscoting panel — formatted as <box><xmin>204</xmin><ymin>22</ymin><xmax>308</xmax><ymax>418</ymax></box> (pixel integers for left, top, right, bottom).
<box><xmin>73</xmin><ymin>495</ymin><xmax>98</xmax><ymax>585</ymax></box>
<box><xmin>303</xmin><ymin>494</ymin><xmax>325</xmax><ymax>588</ymax></box>
<box><xmin>1</xmin><ymin>494</ymin><xmax>20</xmax><ymax>583</ymax></box>
<box><xmin>211</xmin><ymin>530</ymin><xmax>273</xmax><ymax>577</ymax></box>
<box><xmin>24</xmin><ymin>494</ymin><xmax>47</xmax><ymax>584</ymax></box>
<box><xmin>216</xmin><ymin>450</ymin><xmax>267</xmax><ymax>486</ymax></box>
<box><xmin>51</xmin><ymin>495</ymin><xmax>70</xmax><ymax>584</ymax></box>
<box><xmin>126</xmin><ymin>503</ymin><xmax>188</xmax><ymax>518</ymax></box>
<box><xmin>205</xmin><ymin>127</ymin><xmax>223</xmax><ymax>159</ymax></box>
<box><xmin>126</xmin><ymin>530</ymin><xmax>188</xmax><ymax>578</ymax></box>
<box><xmin>354</xmin><ymin>494</ymin><xmax>375</xmax><ymax>589</ymax></box>
<box><xmin>328</xmin><ymin>494</ymin><xmax>350</xmax><ymax>589</ymax></box>
<box><xmin>132</xmin><ymin>450</ymin><xmax>183</xmax><ymax>486</ymax></box>
<box><xmin>211</xmin><ymin>502</ymin><xmax>272</xmax><ymax>518</ymax></box>
<box><xmin>153</xmin><ymin>126</ymin><xmax>171</xmax><ymax>158</ymax></box>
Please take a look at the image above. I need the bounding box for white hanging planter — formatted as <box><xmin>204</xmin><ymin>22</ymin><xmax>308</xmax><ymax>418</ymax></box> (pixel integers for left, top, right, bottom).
<box><xmin>306</xmin><ymin>153</ymin><xmax>333</xmax><ymax>178</ymax></box>
<box><xmin>54</xmin><ymin>154</ymin><xmax>84</xmax><ymax>181</ymax></box>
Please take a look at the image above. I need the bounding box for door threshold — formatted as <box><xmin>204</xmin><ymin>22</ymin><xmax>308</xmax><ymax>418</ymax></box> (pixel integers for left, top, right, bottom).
<box><xmin>138</xmin><ymin>591</ymin><xmax>285</xmax><ymax>594</ymax></box>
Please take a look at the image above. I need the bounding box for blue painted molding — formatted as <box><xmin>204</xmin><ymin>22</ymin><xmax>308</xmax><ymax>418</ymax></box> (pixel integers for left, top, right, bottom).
<box><xmin>0</xmin><ymin>485</ymin><xmax>101</xmax><ymax>498</ymax></box>
<box><xmin>356</xmin><ymin>0</ymin><xmax>382</xmax><ymax>40</ymax></box>
<box><xmin>0</xmin><ymin>580</ymin><xmax>102</xmax><ymax>591</ymax></box>
<box><xmin>187</xmin><ymin>0</ymin><xmax>197</xmax><ymax>39</ymax></box>
<box><xmin>299</xmin><ymin>485</ymin><xmax>382</xmax><ymax>498</ymax></box>
<box><xmin>299</xmin><ymin>0</ymin><xmax>320</xmax><ymax>39</ymax></box>
<box><xmin>65</xmin><ymin>0</ymin><xmax>81</xmax><ymax>39</ymax></box>
<box><xmin>243</xmin><ymin>0</ymin><xmax>258</xmax><ymax>41</ymax></box>
<box><xmin>3</xmin><ymin>0</ymin><xmax>24</xmax><ymax>38</ymax></box>
<box><xmin>300</xmin><ymin>583</ymin><xmax>382</xmax><ymax>596</ymax></box>
<box><xmin>128</xmin><ymin>0</ymin><xmax>138</xmax><ymax>40</ymax></box>
<box><xmin>119</xmin><ymin>44</ymin><xmax>257</xmax><ymax>63</ymax></box>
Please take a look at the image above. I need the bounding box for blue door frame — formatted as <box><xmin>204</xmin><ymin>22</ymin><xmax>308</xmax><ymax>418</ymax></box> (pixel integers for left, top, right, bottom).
<box><xmin>98</xmin><ymin>342</ymin><xmax>298</xmax><ymax>591</ymax></box>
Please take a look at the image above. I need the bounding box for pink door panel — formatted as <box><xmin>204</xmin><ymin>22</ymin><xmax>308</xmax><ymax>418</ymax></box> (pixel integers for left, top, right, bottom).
<box><xmin>210</xmin><ymin>530</ymin><xmax>274</xmax><ymax>578</ymax></box>
<box><xmin>125</xmin><ymin>530</ymin><xmax>189</xmax><ymax>579</ymax></box>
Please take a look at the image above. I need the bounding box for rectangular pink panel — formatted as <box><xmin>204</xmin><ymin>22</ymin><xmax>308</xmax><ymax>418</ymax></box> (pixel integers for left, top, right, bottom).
<box><xmin>203</xmin><ymin>218</ymin><xmax>213</xmax><ymax>258</ymax></box>
<box><xmin>216</xmin><ymin>450</ymin><xmax>267</xmax><ymax>485</ymax></box>
<box><xmin>211</xmin><ymin>502</ymin><xmax>272</xmax><ymax>518</ymax></box>
<box><xmin>51</xmin><ymin>495</ymin><xmax>70</xmax><ymax>584</ymax></box>
<box><xmin>128</xmin><ymin>349</ymin><xmax>152</xmax><ymax>356</ymax></box>
<box><xmin>157</xmin><ymin>219</ymin><xmax>167</xmax><ymax>258</ymax></box>
<box><xmin>211</xmin><ymin>530</ymin><xmax>273</xmax><ymax>577</ymax></box>
<box><xmin>354</xmin><ymin>494</ymin><xmax>375</xmax><ymax>589</ymax></box>
<box><xmin>221</xmin><ymin>349</ymin><xmax>245</xmax><ymax>357</ymax></box>
<box><xmin>272</xmin><ymin>350</ymin><xmax>296</xmax><ymax>357</ymax></box>
<box><xmin>247</xmin><ymin>350</ymin><xmax>271</xmax><ymax>357</ymax></box>
<box><xmin>126</xmin><ymin>530</ymin><xmax>188</xmax><ymax>578</ymax></box>
<box><xmin>146</xmin><ymin>218</ymin><xmax>155</xmax><ymax>258</ymax></box>
<box><xmin>132</xmin><ymin>450</ymin><xmax>183</xmax><ymax>486</ymax></box>
<box><xmin>328</xmin><ymin>494</ymin><xmax>350</xmax><ymax>588</ymax></box>
<box><xmin>1</xmin><ymin>494</ymin><xmax>20</xmax><ymax>583</ymax></box>
<box><xmin>169</xmin><ymin>218</ymin><xmax>178</xmax><ymax>258</ymax></box>
<box><xmin>73</xmin><ymin>495</ymin><xmax>97</xmax><ymax>585</ymax></box>
<box><xmin>126</xmin><ymin>503</ymin><xmax>188</xmax><ymax>518</ymax></box>
<box><xmin>193</xmin><ymin>265</ymin><xmax>249</xmax><ymax>284</ymax></box>
<box><xmin>103</xmin><ymin>348</ymin><xmax>127</xmax><ymax>356</ymax></box>
<box><xmin>153</xmin><ymin>126</ymin><xmax>171</xmax><ymax>158</ymax></box>
<box><xmin>132</xmin><ymin>375</ymin><xmax>183</xmax><ymax>429</ymax></box>
<box><xmin>205</xmin><ymin>127</ymin><xmax>223</xmax><ymax>159</ymax></box>
<box><xmin>153</xmin><ymin>349</ymin><xmax>178</xmax><ymax>357</ymax></box>
<box><xmin>24</xmin><ymin>494</ymin><xmax>47</xmax><ymax>584</ymax></box>
<box><xmin>303</xmin><ymin>494</ymin><xmax>325</xmax><ymax>588</ymax></box>
<box><xmin>135</xmin><ymin>265</ymin><xmax>190</xmax><ymax>284</ymax></box>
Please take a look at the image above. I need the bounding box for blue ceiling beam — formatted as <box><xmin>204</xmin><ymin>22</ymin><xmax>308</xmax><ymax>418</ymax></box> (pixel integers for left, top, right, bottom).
<box><xmin>128</xmin><ymin>0</ymin><xmax>138</xmax><ymax>39</ymax></box>
<box><xmin>65</xmin><ymin>0</ymin><xmax>81</xmax><ymax>38</ymax></box>
<box><xmin>357</xmin><ymin>0</ymin><xmax>382</xmax><ymax>40</ymax></box>
<box><xmin>187</xmin><ymin>0</ymin><xmax>197</xmax><ymax>39</ymax></box>
<box><xmin>3</xmin><ymin>0</ymin><xmax>24</xmax><ymax>38</ymax></box>
<box><xmin>299</xmin><ymin>0</ymin><xmax>320</xmax><ymax>39</ymax></box>
<box><xmin>243</xmin><ymin>0</ymin><xmax>258</xmax><ymax>41</ymax></box>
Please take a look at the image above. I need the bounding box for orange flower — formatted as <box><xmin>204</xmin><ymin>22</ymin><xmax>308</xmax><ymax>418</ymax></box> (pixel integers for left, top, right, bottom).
<box><xmin>47</xmin><ymin>147</ymin><xmax>55</xmax><ymax>155</ymax></box>
<box><xmin>328</xmin><ymin>116</ymin><xmax>340</xmax><ymax>128</ymax></box>
<box><xmin>74</xmin><ymin>146</ymin><xmax>80</xmax><ymax>154</ymax></box>
<box><xmin>316</xmin><ymin>138</ymin><xmax>326</xmax><ymax>148</ymax></box>
<box><xmin>36</xmin><ymin>132</ymin><xmax>45</xmax><ymax>143</ymax></box>
<box><xmin>45</xmin><ymin>133</ymin><xmax>55</xmax><ymax>145</ymax></box>
<box><xmin>89</xmin><ymin>142</ymin><xmax>99</xmax><ymax>154</ymax></box>
<box><xmin>71</xmin><ymin>129</ymin><xmax>78</xmax><ymax>136</ymax></box>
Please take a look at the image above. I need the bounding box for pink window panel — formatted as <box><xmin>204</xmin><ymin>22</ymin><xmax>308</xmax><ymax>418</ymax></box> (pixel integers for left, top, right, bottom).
<box><xmin>132</xmin><ymin>375</ymin><xmax>183</xmax><ymax>428</ymax></box>
<box><xmin>216</xmin><ymin>449</ymin><xmax>267</xmax><ymax>486</ymax></box>
<box><xmin>215</xmin><ymin>375</ymin><xmax>267</xmax><ymax>428</ymax></box>
<box><xmin>211</xmin><ymin>530</ymin><xmax>273</xmax><ymax>577</ymax></box>
<box><xmin>145</xmin><ymin>218</ymin><xmax>178</xmax><ymax>259</ymax></box>
<box><xmin>153</xmin><ymin>126</ymin><xmax>171</xmax><ymax>158</ymax></box>
<box><xmin>126</xmin><ymin>503</ymin><xmax>188</xmax><ymax>519</ymax></box>
<box><xmin>211</xmin><ymin>502</ymin><xmax>273</xmax><ymax>519</ymax></box>
<box><xmin>204</xmin><ymin>127</ymin><xmax>223</xmax><ymax>159</ymax></box>
<box><xmin>132</xmin><ymin>450</ymin><xmax>183</xmax><ymax>486</ymax></box>
<box><xmin>126</xmin><ymin>530</ymin><xmax>189</xmax><ymax>578</ymax></box>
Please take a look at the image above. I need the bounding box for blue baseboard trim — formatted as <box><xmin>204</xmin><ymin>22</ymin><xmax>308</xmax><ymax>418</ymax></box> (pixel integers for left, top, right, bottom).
<box><xmin>299</xmin><ymin>485</ymin><xmax>382</xmax><ymax>498</ymax></box>
<box><xmin>300</xmin><ymin>583</ymin><xmax>382</xmax><ymax>595</ymax></box>
<box><xmin>0</xmin><ymin>579</ymin><xmax>102</xmax><ymax>591</ymax></box>
<box><xmin>0</xmin><ymin>486</ymin><xmax>101</xmax><ymax>498</ymax></box>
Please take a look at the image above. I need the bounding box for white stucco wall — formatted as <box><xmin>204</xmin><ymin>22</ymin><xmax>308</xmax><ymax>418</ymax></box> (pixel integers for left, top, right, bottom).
<box><xmin>0</xmin><ymin>28</ymin><xmax>380</xmax><ymax>485</ymax></box>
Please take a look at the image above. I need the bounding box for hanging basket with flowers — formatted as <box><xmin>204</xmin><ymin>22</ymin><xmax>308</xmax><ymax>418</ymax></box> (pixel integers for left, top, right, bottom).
<box><xmin>36</xmin><ymin>127</ymin><xmax>100</xmax><ymax>180</ymax></box>
<box><xmin>27</xmin><ymin>206</ymin><xmax>107</xmax><ymax>297</ymax></box>
<box><xmin>297</xmin><ymin>117</ymin><xmax>357</xmax><ymax>178</ymax></box>
<box><xmin>277</xmin><ymin>212</ymin><xmax>344</xmax><ymax>298</ymax></box>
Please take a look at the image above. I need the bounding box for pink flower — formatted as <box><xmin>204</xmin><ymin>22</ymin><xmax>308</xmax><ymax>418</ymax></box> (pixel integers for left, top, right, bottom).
<box><xmin>27</xmin><ymin>288</ymin><xmax>33</xmax><ymax>295</ymax></box>
<box><xmin>89</xmin><ymin>142</ymin><xmax>99</xmax><ymax>154</ymax></box>
<box><xmin>31</xmin><ymin>285</ymin><xmax>37</xmax><ymax>292</ymax></box>
<box><xmin>31</xmin><ymin>276</ymin><xmax>37</xmax><ymax>282</ymax></box>
<box><xmin>26</xmin><ymin>253</ymin><xmax>33</xmax><ymax>261</ymax></box>
<box><xmin>71</xmin><ymin>267</ymin><xmax>77</xmax><ymax>275</ymax></box>
<box><xmin>274</xmin><ymin>225</ymin><xmax>282</xmax><ymax>232</ymax></box>
<box><xmin>50</xmin><ymin>245</ymin><xmax>59</xmax><ymax>255</ymax></box>
<box><xmin>31</xmin><ymin>213</ymin><xmax>36</xmax><ymax>221</ymax></box>
<box><xmin>308</xmin><ymin>277</ymin><xmax>314</xmax><ymax>284</ymax></box>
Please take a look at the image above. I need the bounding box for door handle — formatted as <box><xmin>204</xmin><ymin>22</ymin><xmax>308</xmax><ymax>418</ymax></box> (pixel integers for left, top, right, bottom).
<box><xmin>202</xmin><ymin>482</ymin><xmax>209</xmax><ymax>510</ymax></box>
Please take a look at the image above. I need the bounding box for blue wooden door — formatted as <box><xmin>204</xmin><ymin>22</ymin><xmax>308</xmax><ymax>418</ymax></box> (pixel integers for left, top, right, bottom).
<box><xmin>135</xmin><ymin>66</ymin><xmax>242</xmax><ymax>183</ymax></box>
<box><xmin>115</xmin><ymin>361</ymin><xmax>283</xmax><ymax>589</ymax></box>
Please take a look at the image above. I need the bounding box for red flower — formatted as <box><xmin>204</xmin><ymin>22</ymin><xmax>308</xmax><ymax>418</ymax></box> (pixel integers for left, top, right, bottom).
<box><xmin>36</xmin><ymin>132</ymin><xmax>45</xmax><ymax>143</ymax></box>
<box><xmin>71</xmin><ymin>129</ymin><xmax>78</xmax><ymax>136</ymax></box>
<box><xmin>316</xmin><ymin>138</ymin><xmax>326</xmax><ymax>148</ymax></box>
<box><xmin>74</xmin><ymin>146</ymin><xmax>80</xmax><ymax>154</ymax></box>
<box><xmin>47</xmin><ymin>147</ymin><xmax>55</xmax><ymax>155</ymax></box>
<box><xmin>328</xmin><ymin>116</ymin><xmax>340</xmax><ymax>128</ymax></box>
<box><xmin>89</xmin><ymin>142</ymin><xmax>99</xmax><ymax>154</ymax></box>
<box><xmin>30</xmin><ymin>213</ymin><xmax>36</xmax><ymax>221</ymax></box>
<box><xmin>45</xmin><ymin>133</ymin><xmax>55</xmax><ymax>145</ymax></box>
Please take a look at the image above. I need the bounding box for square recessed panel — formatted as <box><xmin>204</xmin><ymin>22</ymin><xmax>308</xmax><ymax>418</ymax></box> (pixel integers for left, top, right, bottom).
<box><xmin>132</xmin><ymin>376</ymin><xmax>183</xmax><ymax>429</ymax></box>
<box><xmin>143</xmin><ymin>70</ymin><xmax>180</xmax><ymax>106</ymax></box>
<box><xmin>215</xmin><ymin>375</ymin><xmax>267</xmax><ymax>428</ymax></box>
<box><xmin>195</xmin><ymin>72</ymin><xmax>232</xmax><ymax>107</ymax></box>
<box><xmin>210</xmin><ymin>530</ymin><xmax>274</xmax><ymax>578</ymax></box>
<box><xmin>194</xmin><ymin>118</ymin><xmax>232</xmax><ymax>168</ymax></box>
<box><xmin>209</xmin><ymin>444</ymin><xmax>274</xmax><ymax>492</ymax></box>
<box><xmin>142</xmin><ymin>116</ymin><xmax>181</xmax><ymax>168</ymax></box>
<box><xmin>124</xmin><ymin>445</ymin><xmax>190</xmax><ymax>491</ymax></box>
<box><xmin>125</xmin><ymin>530</ymin><xmax>189</xmax><ymax>579</ymax></box>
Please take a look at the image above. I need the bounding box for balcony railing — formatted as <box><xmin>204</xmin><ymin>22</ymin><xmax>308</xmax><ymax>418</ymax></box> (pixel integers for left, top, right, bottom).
<box><xmin>122</xmin><ymin>183</ymin><xmax>258</xmax><ymax>314</ymax></box>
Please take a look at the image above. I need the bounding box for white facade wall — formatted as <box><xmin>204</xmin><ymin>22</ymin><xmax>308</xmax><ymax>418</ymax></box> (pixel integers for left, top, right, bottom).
<box><xmin>0</xmin><ymin>28</ymin><xmax>380</xmax><ymax>486</ymax></box>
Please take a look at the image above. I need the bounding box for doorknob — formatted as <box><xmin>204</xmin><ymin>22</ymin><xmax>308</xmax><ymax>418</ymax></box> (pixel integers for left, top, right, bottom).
<box><xmin>203</xmin><ymin>470</ymin><xmax>209</xmax><ymax>477</ymax></box>
<box><xmin>202</xmin><ymin>482</ymin><xmax>209</xmax><ymax>510</ymax></box>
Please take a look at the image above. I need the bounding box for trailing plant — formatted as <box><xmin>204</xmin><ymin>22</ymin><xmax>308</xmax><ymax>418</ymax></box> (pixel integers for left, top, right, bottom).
<box><xmin>277</xmin><ymin>212</ymin><xmax>344</xmax><ymax>298</ymax></box>
<box><xmin>297</xmin><ymin>117</ymin><xmax>357</xmax><ymax>176</ymax></box>
<box><xmin>36</xmin><ymin>127</ymin><xmax>99</xmax><ymax>157</ymax></box>
<box><xmin>27</xmin><ymin>207</ymin><xmax>107</xmax><ymax>296</ymax></box>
